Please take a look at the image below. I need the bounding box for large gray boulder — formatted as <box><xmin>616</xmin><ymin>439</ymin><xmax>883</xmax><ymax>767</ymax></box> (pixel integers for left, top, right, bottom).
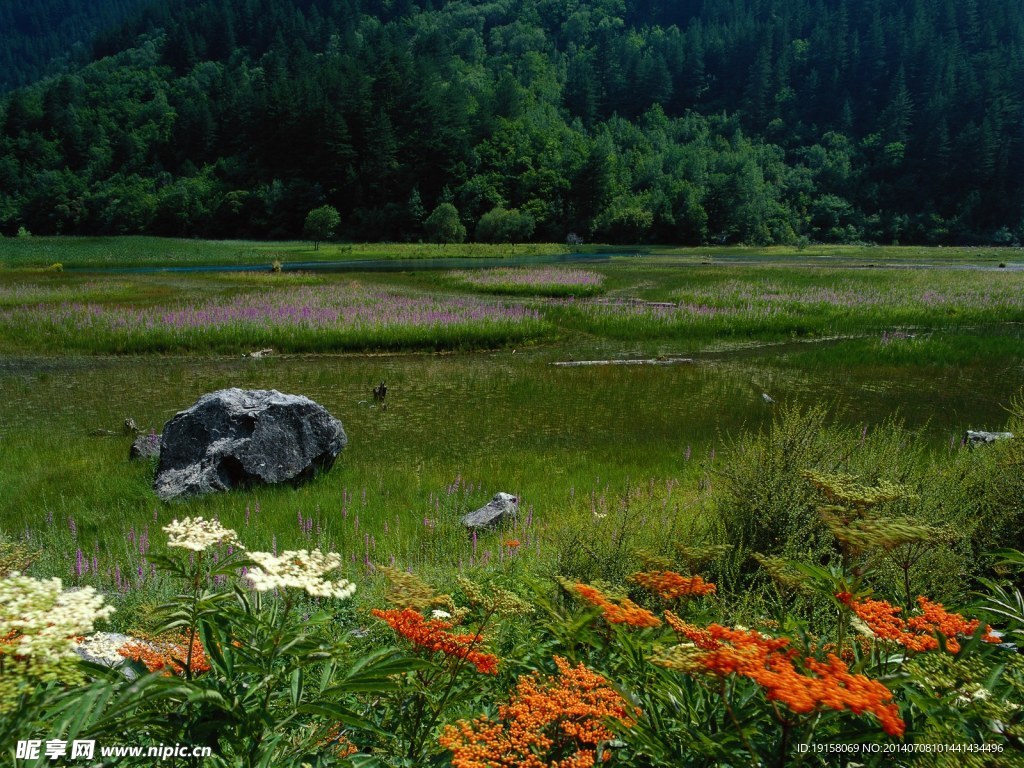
<box><xmin>154</xmin><ymin>388</ymin><xmax>346</xmax><ymax>501</ymax></box>
<box><xmin>461</xmin><ymin>492</ymin><xmax>519</xmax><ymax>531</ymax></box>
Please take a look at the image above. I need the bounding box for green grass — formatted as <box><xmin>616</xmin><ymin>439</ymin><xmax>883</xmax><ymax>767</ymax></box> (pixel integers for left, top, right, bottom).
<box><xmin>0</xmin><ymin>420</ymin><xmax>708</xmax><ymax>630</ymax></box>
<box><xmin>625</xmin><ymin>242</ymin><xmax>1024</xmax><ymax>265</ymax></box>
<box><xmin>4</xmin><ymin>254</ymin><xmax>1023</xmax><ymax>358</ymax></box>
<box><xmin>0</xmin><ymin>276</ymin><xmax>554</xmax><ymax>355</ymax></box>
<box><xmin>0</xmin><ymin>345</ymin><xmax>726</xmax><ymax>628</ymax></box>
<box><xmin>771</xmin><ymin>330</ymin><xmax>1024</xmax><ymax>370</ymax></box>
<box><xmin>2</xmin><ymin>236</ymin><xmax>1022</xmax><ymax>269</ymax></box>
<box><xmin>544</xmin><ymin>263</ymin><xmax>1024</xmax><ymax>355</ymax></box>
<box><xmin>444</xmin><ymin>267</ymin><xmax>606</xmax><ymax>297</ymax></box>
<box><xmin>0</xmin><ymin>237</ymin><xmax>575</xmax><ymax>269</ymax></box>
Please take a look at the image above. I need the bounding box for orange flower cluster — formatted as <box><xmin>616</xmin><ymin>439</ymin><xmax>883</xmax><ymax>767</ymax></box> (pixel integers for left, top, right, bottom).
<box><xmin>117</xmin><ymin>633</ymin><xmax>211</xmax><ymax>676</ymax></box>
<box><xmin>318</xmin><ymin>724</ymin><xmax>359</xmax><ymax>759</ymax></box>
<box><xmin>439</xmin><ymin>656</ymin><xmax>638</xmax><ymax>768</ymax></box>
<box><xmin>839</xmin><ymin>594</ymin><xmax>1000</xmax><ymax>654</ymax></box>
<box><xmin>663</xmin><ymin>612</ymin><xmax>905</xmax><ymax>737</ymax></box>
<box><xmin>503</xmin><ymin>539</ymin><xmax>521</xmax><ymax>549</ymax></box>
<box><xmin>628</xmin><ymin>570</ymin><xmax>717</xmax><ymax>600</ymax></box>
<box><xmin>572</xmin><ymin>583</ymin><xmax>661</xmax><ymax>628</ymax></box>
<box><xmin>371</xmin><ymin>608</ymin><xmax>499</xmax><ymax>674</ymax></box>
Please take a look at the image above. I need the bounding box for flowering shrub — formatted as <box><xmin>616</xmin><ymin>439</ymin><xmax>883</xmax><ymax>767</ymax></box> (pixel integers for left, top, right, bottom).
<box><xmin>2</xmin><ymin>506</ymin><xmax>1022</xmax><ymax>765</ymax></box>
<box><xmin>569</xmin><ymin>582</ymin><xmax>662</xmax><ymax>628</ymax></box>
<box><xmin>372</xmin><ymin>607</ymin><xmax>499</xmax><ymax>674</ymax></box>
<box><xmin>163</xmin><ymin>516</ymin><xmax>243</xmax><ymax>551</ymax></box>
<box><xmin>0</xmin><ymin>573</ymin><xmax>113</xmax><ymax>711</ymax></box>
<box><xmin>440</xmin><ymin>656</ymin><xmax>637</xmax><ymax>767</ymax></box>
<box><xmin>657</xmin><ymin>613</ymin><xmax>905</xmax><ymax>736</ymax></box>
<box><xmin>0</xmin><ymin>574</ymin><xmax>113</xmax><ymax>664</ymax></box>
<box><xmin>841</xmin><ymin>593</ymin><xmax>1001</xmax><ymax>653</ymax></box>
<box><xmin>245</xmin><ymin>549</ymin><xmax>356</xmax><ymax>598</ymax></box>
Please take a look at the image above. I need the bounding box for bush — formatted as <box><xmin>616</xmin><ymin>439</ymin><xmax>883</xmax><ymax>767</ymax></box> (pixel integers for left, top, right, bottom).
<box><xmin>715</xmin><ymin>402</ymin><xmax>841</xmax><ymax>559</ymax></box>
<box><xmin>712</xmin><ymin>402</ymin><xmax>1024</xmax><ymax>625</ymax></box>
<box><xmin>424</xmin><ymin>203</ymin><xmax>466</xmax><ymax>244</ymax></box>
<box><xmin>474</xmin><ymin>206</ymin><xmax>535</xmax><ymax>244</ymax></box>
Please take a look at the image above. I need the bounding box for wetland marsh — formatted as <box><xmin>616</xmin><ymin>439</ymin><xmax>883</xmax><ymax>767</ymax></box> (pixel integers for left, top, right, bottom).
<box><xmin>1</xmin><ymin>239</ymin><xmax>1022</xmax><ymax>602</ymax></box>
<box><xmin>4</xmin><ymin>239</ymin><xmax>1024</xmax><ymax>765</ymax></box>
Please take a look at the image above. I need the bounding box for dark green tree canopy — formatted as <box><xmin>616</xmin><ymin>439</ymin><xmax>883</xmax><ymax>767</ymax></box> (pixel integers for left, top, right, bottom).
<box><xmin>0</xmin><ymin>0</ymin><xmax>150</xmax><ymax>92</ymax></box>
<box><xmin>0</xmin><ymin>0</ymin><xmax>1021</xmax><ymax>245</ymax></box>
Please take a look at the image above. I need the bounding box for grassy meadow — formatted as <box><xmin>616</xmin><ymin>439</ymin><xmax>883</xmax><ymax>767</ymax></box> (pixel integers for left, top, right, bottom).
<box><xmin>1</xmin><ymin>235</ymin><xmax>1022</xmax><ymax>269</ymax></box>
<box><xmin>0</xmin><ymin>237</ymin><xmax>575</xmax><ymax>269</ymax></box>
<box><xmin>2</xmin><ymin>239</ymin><xmax>1024</xmax><ymax>766</ymax></box>
<box><xmin>2</xmin><ymin>238</ymin><xmax>1024</xmax><ymax>360</ymax></box>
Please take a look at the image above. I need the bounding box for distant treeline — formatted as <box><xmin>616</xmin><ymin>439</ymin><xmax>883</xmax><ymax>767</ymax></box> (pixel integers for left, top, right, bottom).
<box><xmin>1</xmin><ymin>0</ymin><xmax>1022</xmax><ymax>245</ymax></box>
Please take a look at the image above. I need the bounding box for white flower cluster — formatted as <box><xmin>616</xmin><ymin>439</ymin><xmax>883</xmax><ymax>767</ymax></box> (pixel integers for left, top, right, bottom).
<box><xmin>74</xmin><ymin>632</ymin><xmax>135</xmax><ymax>668</ymax></box>
<box><xmin>0</xmin><ymin>573</ymin><xmax>115</xmax><ymax>663</ymax></box>
<box><xmin>245</xmin><ymin>550</ymin><xmax>356</xmax><ymax>599</ymax></box>
<box><xmin>163</xmin><ymin>516</ymin><xmax>243</xmax><ymax>552</ymax></box>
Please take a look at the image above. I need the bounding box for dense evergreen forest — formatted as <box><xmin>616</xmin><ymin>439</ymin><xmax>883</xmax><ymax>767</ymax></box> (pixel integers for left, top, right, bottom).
<box><xmin>1</xmin><ymin>0</ymin><xmax>1022</xmax><ymax>245</ymax></box>
<box><xmin>0</xmin><ymin>0</ymin><xmax>149</xmax><ymax>91</ymax></box>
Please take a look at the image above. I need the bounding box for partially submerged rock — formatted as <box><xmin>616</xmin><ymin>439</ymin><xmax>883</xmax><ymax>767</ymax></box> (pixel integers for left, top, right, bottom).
<box><xmin>965</xmin><ymin>430</ymin><xmax>1014</xmax><ymax>446</ymax></box>
<box><xmin>154</xmin><ymin>388</ymin><xmax>347</xmax><ymax>501</ymax></box>
<box><xmin>461</xmin><ymin>492</ymin><xmax>519</xmax><ymax>531</ymax></box>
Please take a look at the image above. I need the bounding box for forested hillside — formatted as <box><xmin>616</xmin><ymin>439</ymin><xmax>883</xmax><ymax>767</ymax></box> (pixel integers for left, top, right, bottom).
<box><xmin>0</xmin><ymin>0</ymin><xmax>149</xmax><ymax>91</ymax></box>
<box><xmin>1</xmin><ymin>0</ymin><xmax>1022</xmax><ymax>245</ymax></box>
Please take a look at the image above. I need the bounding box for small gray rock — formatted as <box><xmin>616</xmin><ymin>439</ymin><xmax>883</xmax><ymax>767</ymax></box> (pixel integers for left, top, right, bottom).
<box><xmin>965</xmin><ymin>430</ymin><xmax>1014</xmax><ymax>446</ymax></box>
<box><xmin>154</xmin><ymin>388</ymin><xmax>347</xmax><ymax>501</ymax></box>
<box><xmin>129</xmin><ymin>432</ymin><xmax>161</xmax><ymax>461</ymax></box>
<box><xmin>461</xmin><ymin>492</ymin><xmax>519</xmax><ymax>531</ymax></box>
